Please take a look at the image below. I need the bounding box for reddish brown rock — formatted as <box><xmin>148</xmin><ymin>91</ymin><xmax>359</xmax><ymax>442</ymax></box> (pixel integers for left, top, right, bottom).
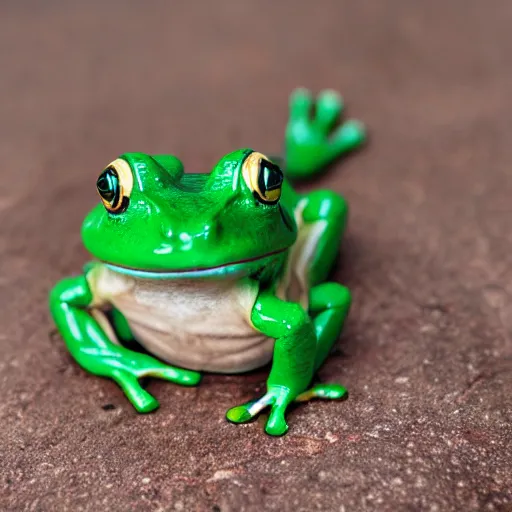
<box><xmin>0</xmin><ymin>1</ymin><xmax>511</xmax><ymax>510</ymax></box>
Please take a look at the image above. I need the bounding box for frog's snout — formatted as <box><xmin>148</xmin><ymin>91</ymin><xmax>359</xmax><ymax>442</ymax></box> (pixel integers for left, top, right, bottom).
<box><xmin>159</xmin><ymin>220</ymin><xmax>217</xmax><ymax>252</ymax></box>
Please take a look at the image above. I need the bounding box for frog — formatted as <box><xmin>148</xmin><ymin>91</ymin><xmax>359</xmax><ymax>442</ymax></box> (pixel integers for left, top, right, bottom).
<box><xmin>49</xmin><ymin>88</ymin><xmax>366</xmax><ymax>436</ymax></box>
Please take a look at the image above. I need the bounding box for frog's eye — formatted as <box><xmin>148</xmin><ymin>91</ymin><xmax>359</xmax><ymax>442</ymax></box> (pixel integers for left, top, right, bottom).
<box><xmin>242</xmin><ymin>152</ymin><xmax>283</xmax><ymax>205</ymax></box>
<box><xmin>96</xmin><ymin>158</ymin><xmax>133</xmax><ymax>213</ymax></box>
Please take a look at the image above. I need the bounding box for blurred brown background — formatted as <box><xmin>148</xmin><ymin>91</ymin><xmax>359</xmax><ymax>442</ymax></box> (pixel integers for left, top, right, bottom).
<box><xmin>1</xmin><ymin>1</ymin><xmax>511</xmax><ymax>511</ymax></box>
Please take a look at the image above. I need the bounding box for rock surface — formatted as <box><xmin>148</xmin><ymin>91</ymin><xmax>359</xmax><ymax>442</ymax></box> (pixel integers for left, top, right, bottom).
<box><xmin>0</xmin><ymin>1</ymin><xmax>511</xmax><ymax>510</ymax></box>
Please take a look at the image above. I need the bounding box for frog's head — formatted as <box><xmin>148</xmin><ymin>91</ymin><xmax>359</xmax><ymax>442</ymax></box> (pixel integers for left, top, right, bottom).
<box><xmin>82</xmin><ymin>150</ymin><xmax>297</xmax><ymax>278</ymax></box>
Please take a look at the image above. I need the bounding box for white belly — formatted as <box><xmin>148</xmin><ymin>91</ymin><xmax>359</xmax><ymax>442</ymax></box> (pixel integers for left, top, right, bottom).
<box><xmin>87</xmin><ymin>265</ymin><xmax>274</xmax><ymax>373</ymax></box>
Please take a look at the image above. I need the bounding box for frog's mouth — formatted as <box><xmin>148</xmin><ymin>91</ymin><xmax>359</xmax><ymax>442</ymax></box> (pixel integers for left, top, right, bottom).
<box><xmin>104</xmin><ymin>247</ymin><xmax>288</xmax><ymax>280</ymax></box>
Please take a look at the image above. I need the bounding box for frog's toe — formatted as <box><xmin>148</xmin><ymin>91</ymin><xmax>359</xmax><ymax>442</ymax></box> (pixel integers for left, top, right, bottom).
<box><xmin>289</xmin><ymin>87</ymin><xmax>313</xmax><ymax>121</ymax></box>
<box><xmin>134</xmin><ymin>394</ymin><xmax>160</xmax><ymax>414</ymax></box>
<box><xmin>162</xmin><ymin>367</ymin><xmax>202</xmax><ymax>386</ymax></box>
<box><xmin>111</xmin><ymin>369</ymin><xmax>160</xmax><ymax>413</ymax></box>
<box><xmin>265</xmin><ymin>406</ymin><xmax>289</xmax><ymax>436</ymax></box>
<box><xmin>226</xmin><ymin>404</ymin><xmax>254</xmax><ymax>424</ymax></box>
<box><xmin>226</xmin><ymin>395</ymin><xmax>273</xmax><ymax>424</ymax></box>
<box><xmin>295</xmin><ymin>383</ymin><xmax>348</xmax><ymax>402</ymax></box>
<box><xmin>316</xmin><ymin>89</ymin><xmax>344</xmax><ymax>130</ymax></box>
<box><xmin>330</xmin><ymin>119</ymin><xmax>366</xmax><ymax>155</ymax></box>
<box><xmin>138</xmin><ymin>363</ymin><xmax>201</xmax><ymax>387</ymax></box>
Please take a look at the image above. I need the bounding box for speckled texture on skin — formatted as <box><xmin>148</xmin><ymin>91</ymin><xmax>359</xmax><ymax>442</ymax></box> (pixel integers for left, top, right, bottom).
<box><xmin>1</xmin><ymin>1</ymin><xmax>511</xmax><ymax>511</ymax></box>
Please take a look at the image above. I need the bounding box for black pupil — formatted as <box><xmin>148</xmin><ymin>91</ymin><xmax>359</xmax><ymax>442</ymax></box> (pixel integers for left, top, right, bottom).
<box><xmin>96</xmin><ymin>168</ymin><xmax>120</xmax><ymax>206</ymax></box>
<box><xmin>258</xmin><ymin>159</ymin><xmax>283</xmax><ymax>199</ymax></box>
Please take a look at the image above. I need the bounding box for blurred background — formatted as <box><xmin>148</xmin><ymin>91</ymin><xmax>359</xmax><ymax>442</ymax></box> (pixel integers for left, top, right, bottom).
<box><xmin>1</xmin><ymin>1</ymin><xmax>511</xmax><ymax>511</ymax></box>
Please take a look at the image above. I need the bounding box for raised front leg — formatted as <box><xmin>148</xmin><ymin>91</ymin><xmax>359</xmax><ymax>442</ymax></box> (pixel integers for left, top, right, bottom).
<box><xmin>285</xmin><ymin>88</ymin><xmax>366</xmax><ymax>179</ymax></box>
<box><xmin>226</xmin><ymin>287</ymin><xmax>349</xmax><ymax>436</ymax></box>
<box><xmin>49</xmin><ymin>275</ymin><xmax>201</xmax><ymax>412</ymax></box>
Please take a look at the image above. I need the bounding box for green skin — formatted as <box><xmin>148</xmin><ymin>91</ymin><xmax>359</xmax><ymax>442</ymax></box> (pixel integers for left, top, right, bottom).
<box><xmin>50</xmin><ymin>89</ymin><xmax>366</xmax><ymax>436</ymax></box>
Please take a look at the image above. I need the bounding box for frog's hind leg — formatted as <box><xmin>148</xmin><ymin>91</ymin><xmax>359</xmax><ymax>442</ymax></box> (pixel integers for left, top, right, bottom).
<box><xmin>290</xmin><ymin>282</ymin><xmax>351</xmax><ymax>407</ymax></box>
<box><xmin>279</xmin><ymin>189</ymin><xmax>349</xmax><ymax>306</ymax></box>
<box><xmin>288</xmin><ymin>190</ymin><xmax>351</xmax><ymax>404</ymax></box>
<box><xmin>310</xmin><ymin>282</ymin><xmax>351</xmax><ymax>372</ymax></box>
<box><xmin>109</xmin><ymin>307</ymin><xmax>135</xmax><ymax>344</ymax></box>
<box><xmin>302</xmin><ymin>189</ymin><xmax>348</xmax><ymax>287</ymax></box>
<box><xmin>302</xmin><ymin>189</ymin><xmax>351</xmax><ymax>367</ymax></box>
<box><xmin>89</xmin><ymin>307</ymin><xmax>136</xmax><ymax>354</ymax></box>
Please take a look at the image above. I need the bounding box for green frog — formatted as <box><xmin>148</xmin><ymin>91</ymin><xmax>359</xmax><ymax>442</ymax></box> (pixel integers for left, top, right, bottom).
<box><xmin>50</xmin><ymin>88</ymin><xmax>366</xmax><ymax>436</ymax></box>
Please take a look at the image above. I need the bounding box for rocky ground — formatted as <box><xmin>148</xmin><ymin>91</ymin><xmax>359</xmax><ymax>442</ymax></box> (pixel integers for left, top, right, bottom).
<box><xmin>0</xmin><ymin>1</ymin><xmax>511</xmax><ymax>510</ymax></box>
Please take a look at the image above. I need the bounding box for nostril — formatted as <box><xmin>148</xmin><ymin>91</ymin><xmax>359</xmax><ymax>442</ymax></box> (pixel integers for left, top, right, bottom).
<box><xmin>214</xmin><ymin>223</ymin><xmax>223</xmax><ymax>240</ymax></box>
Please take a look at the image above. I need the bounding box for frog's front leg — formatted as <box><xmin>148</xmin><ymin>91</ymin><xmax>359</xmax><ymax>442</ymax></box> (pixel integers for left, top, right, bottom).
<box><xmin>226</xmin><ymin>285</ymin><xmax>350</xmax><ymax>436</ymax></box>
<box><xmin>50</xmin><ymin>275</ymin><xmax>201</xmax><ymax>412</ymax></box>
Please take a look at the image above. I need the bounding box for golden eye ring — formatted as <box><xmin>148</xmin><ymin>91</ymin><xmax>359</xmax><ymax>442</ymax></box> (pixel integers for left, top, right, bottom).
<box><xmin>96</xmin><ymin>158</ymin><xmax>133</xmax><ymax>213</ymax></box>
<box><xmin>242</xmin><ymin>152</ymin><xmax>283</xmax><ymax>205</ymax></box>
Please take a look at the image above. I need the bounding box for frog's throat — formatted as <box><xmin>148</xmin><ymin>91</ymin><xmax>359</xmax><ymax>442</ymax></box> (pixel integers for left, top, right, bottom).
<box><xmin>103</xmin><ymin>248</ymin><xmax>288</xmax><ymax>280</ymax></box>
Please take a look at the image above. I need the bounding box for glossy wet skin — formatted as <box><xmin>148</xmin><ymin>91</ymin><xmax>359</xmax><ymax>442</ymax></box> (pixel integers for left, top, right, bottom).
<box><xmin>51</xmin><ymin>88</ymin><xmax>366</xmax><ymax>436</ymax></box>
<box><xmin>81</xmin><ymin>149</ymin><xmax>298</xmax><ymax>277</ymax></box>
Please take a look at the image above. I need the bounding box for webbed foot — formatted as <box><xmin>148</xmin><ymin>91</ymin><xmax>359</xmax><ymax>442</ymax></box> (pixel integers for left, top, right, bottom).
<box><xmin>226</xmin><ymin>383</ymin><xmax>347</xmax><ymax>436</ymax></box>
<box><xmin>285</xmin><ymin>88</ymin><xmax>366</xmax><ymax>178</ymax></box>
<box><xmin>82</xmin><ymin>347</ymin><xmax>201</xmax><ymax>413</ymax></box>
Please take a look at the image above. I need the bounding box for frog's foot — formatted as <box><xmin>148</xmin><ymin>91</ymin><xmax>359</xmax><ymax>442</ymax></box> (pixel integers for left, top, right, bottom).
<box><xmin>86</xmin><ymin>348</ymin><xmax>202</xmax><ymax>413</ymax></box>
<box><xmin>50</xmin><ymin>275</ymin><xmax>202</xmax><ymax>414</ymax></box>
<box><xmin>226</xmin><ymin>383</ymin><xmax>347</xmax><ymax>436</ymax></box>
<box><xmin>285</xmin><ymin>88</ymin><xmax>366</xmax><ymax>179</ymax></box>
